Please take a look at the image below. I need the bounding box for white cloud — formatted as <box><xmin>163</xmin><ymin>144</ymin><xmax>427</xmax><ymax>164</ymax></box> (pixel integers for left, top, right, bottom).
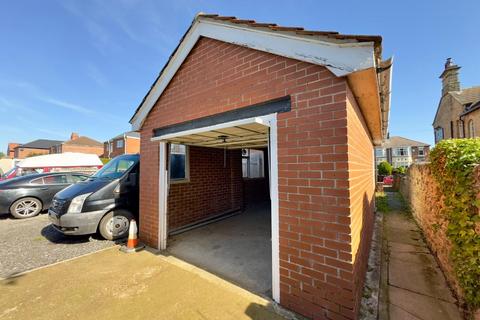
<box><xmin>40</xmin><ymin>97</ymin><xmax>96</xmax><ymax>115</ymax></box>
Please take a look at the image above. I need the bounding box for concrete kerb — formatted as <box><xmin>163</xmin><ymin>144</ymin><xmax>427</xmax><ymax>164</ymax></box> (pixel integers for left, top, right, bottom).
<box><xmin>0</xmin><ymin>245</ymin><xmax>120</xmax><ymax>281</ymax></box>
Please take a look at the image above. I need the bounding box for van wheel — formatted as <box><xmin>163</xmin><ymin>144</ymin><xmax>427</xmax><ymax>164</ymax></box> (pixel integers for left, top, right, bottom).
<box><xmin>99</xmin><ymin>210</ymin><xmax>134</xmax><ymax>240</ymax></box>
<box><xmin>10</xmin><ymin>197</ymin><xmax>42</xmax><ymax>219</ymax></box>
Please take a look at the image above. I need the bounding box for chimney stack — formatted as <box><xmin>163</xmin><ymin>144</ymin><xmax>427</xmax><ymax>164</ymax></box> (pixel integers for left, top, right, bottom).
<box><xmin>70</xmin><ymin>132</ymin><xmax>79</xmax><ymax>140</ymax></box>
<box><xmin>439</xmin><ymin>58</ymin><xmax>461</xmax><ymax>96</ymax></box>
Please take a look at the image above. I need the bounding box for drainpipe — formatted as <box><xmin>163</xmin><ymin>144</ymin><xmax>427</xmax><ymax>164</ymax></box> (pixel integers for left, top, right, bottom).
<box><xmin>123</xmin><ymin>133</ymin><xmax>126</xmax><ymax>154</ymax></box>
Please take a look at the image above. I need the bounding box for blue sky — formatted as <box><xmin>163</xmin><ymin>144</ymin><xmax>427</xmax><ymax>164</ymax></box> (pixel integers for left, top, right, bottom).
<box><xmin>1</xmin><ymin>0</ymin><xmax>479</xmax><ymax>154</ymax></box>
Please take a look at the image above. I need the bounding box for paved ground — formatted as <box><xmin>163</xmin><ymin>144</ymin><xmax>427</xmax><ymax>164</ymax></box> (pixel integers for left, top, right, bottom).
<box><xmin>0</xmin><ymin>247</ymin><xmax>288</xmax><ymax>320</ymax></box>
<box><xmin>168</xmin><ymin>202</ymin><xmax>272</xmax><ymax>297</ymax></box>
<box><xmin>382</xmin><ymin>192</ymin><xmax>462</xmax><ymax>320</ymax></box>
<box><xmin>0</xmin><ymin>212</ymin><xmax>114</xmax><ymax>278</ymax></box>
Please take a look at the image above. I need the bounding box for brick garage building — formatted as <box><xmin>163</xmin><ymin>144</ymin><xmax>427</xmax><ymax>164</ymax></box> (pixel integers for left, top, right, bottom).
<box><xmin>129</xmin><ymin>14</ymin><xmax>391</xmax><ymax>320</ymax></box>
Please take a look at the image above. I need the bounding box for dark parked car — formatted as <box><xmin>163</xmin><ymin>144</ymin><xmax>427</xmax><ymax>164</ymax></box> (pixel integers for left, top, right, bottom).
<box><xmin>49</xmin><ymin>154</ymin><xmax>139</xmax><ymax>240</ymax></box>
<box><xmin>0</xmin><ymin>172</ymin><xmax>90</xmax><ymax>219</ymax></box>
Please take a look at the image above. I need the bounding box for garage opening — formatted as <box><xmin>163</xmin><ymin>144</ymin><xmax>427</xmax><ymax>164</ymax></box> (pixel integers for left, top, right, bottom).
<box><xmin>153</xmin><ymin>115</ymin><xmax>279</xmax><ymax>300</ymax></box>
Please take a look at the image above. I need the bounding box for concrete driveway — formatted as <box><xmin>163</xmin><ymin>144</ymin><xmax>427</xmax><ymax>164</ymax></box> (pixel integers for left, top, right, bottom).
<box><xmin>0</xmin><ymin>247</ymin><xmax>289</xmax><ymax>320</ymax></box>
<box><xmin>0</xmin><ymin>213</ymin><xmax>114</xmax><ymax>278</ymax></box>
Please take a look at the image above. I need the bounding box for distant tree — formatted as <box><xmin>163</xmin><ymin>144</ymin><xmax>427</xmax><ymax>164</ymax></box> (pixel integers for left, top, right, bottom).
<box><xmin>0</xmin><ymin>152</ymin><xmax>5</xmax><ymax>159</ymax></box>
<box><xmin>100</xmin><ymin>158</ymin><xmax>111</xmax><ymax>165</ymax></box>
<box><xmin>393</xmin><ymin>166</ymin><xmax>407</xmax><ymax>174</ymax></box>
<box><xmin>377</xmin><ymin>161</ymin><xmax>393</xmax><ymax>176</ymax></box>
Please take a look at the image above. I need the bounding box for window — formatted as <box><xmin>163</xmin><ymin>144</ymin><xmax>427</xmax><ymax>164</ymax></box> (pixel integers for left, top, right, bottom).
<box><xmin>435</xmin><ymin>127</ymin><xmax>444</xmax><ymax>143</ymax></box>
<box><xmin>469</xmin><ymin>120</ymin><xmax>475</xmax><ymax>138</ymax></box>
<box><xmin>242</xmin><ymin>149</ymin><xmax>265</xmax><ymax>178</ymax></box>
<box><xmin>116</xmin><ymin>139</ymin><xmax>124</xmax><ymax>148</ymax></box>
<box><xmin>458</xmin><ymin>121</ymin><xmax>464</xmax><ymax>138</ymax></box>
<box><xmin>418</xmin><ymin>147</ymin><xmax>425</xmax><ymax>156</ymax></box>
<box><xmin>395</xmin><ymin>148</ymin><xmax>409</xmax><ymax>156</ymax></box>
<box><xmin>30</xmin><ymin>177</ymin><xmax>44</xmax><ymax>185</ymax></box>
<box><xmin>170</xmin><ymin>144</ymin><xmax>188</xmax><ymax>181</ymax></box>
<box><xmin>43</xmin><ymin>175</ymin><xmax>68</xmax><ymax>184</ymax></box>
<box><xmin>92</xmin><ymin>155</ymin><xmax>137</xmax><ymax>180</ymax></box>
<box><xmin>375</xmin><ymin>148</ymin><xmax>385</xmax><ymax>157</ymax></box>
<box><xmin>71</xmin><ymin>174</ymin><xmax>89</xmax><ymax>183</ymax></box>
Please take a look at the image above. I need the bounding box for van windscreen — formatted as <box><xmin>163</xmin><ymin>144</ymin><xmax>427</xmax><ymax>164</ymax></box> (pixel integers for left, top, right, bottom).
<box><xmin>92</xmin><ymin>156</ymin><xmax>136</xmax><ymax>180</ymax></box>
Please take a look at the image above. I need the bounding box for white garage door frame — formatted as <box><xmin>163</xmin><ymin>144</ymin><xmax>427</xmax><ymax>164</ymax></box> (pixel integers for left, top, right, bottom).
<box><xmin>153</xmin><ymin>113</ymin><xmax>280</xmax><ymax>303</ymax></box>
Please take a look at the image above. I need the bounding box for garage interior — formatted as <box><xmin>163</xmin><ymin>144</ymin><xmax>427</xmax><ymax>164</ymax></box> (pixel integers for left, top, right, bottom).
<box><xmin>161</xmin><ymin>121</ymin><xmax>274</xmax><ymax>297</ymax></box>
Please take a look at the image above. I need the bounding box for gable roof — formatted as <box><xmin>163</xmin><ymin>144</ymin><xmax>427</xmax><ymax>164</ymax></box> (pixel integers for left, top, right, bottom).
<box><xmin>382</xmin><ymin>136</ymin><xmax>430</xmax><ymax>148</ymax></box>
<box><xmin>108</xmin><ymin>131</ymin><xmax>140</xmax><ymax>141</ymax></box>
<box><xmin>461</xmin><ymin>99</ymin><xmax>480</xmax><ymax>116</ymax></box>
<box><xmin>63</xmin><ymin>136</ymin><xmax>103</xmax><ymax>147</ymax></box>
<box><xmin>19</xmin><ymin>139</ymin><xmax>63</xmax><ymax>149</ymax></box>
<box><xmin>129</xmin><ymin>13</ymin><xmax>391</xmax><ymax>144</ymax></box>
<box><xmin>450</xmin><ymin>86</ymin><xmax>480</xmax><ymax>105</ymax></box>
<box><xmin>433</xmin><ymin>86</ymin><xmax>480</xmax><ymax>124</ymax></box>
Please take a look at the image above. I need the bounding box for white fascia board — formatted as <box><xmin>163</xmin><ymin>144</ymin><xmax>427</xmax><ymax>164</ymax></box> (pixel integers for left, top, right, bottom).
<box><xmin>131</xmin><ymin>19</ymin><xmax>375</xmax><ymax>130</ymax></box>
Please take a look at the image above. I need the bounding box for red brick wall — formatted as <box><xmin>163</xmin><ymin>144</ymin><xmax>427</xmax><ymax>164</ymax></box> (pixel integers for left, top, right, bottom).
<box><xmin>61</xmin><ymin>144</ymin><xmax>104</xmax><ymax>156</ymax></box>
<box><xmin>168</xmin><ymin>146</ymin><xmax>243</xmax><ymax>230</ymax></box>
<box><xmin>126</xmin><ymin>137</ymin><xmax>140</xmax><ymax>154</ymax></box>
<box><xmin>346</xmin><ymin>88</ymin><xmax>375</xmax><ymax>316</ymax></box>
<box><xmin>14</xmin><ymin>147</ymin><xmax>49</xmax><ymax>159</ymax></box>
<box><xmin>139</xmin><ymin>37</ymin><xmax>372</xmax><ymax>319</ymax></box>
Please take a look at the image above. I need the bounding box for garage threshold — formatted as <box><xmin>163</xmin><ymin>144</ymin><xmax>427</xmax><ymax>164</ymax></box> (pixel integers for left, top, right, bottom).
<box><xmin>167</xmin><ymin>202</ymin><xmax>272</xmax><ymax>297</ymax></box>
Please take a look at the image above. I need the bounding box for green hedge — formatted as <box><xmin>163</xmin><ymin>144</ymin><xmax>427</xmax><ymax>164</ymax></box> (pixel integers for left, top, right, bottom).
<box><xmin>100</xmin><ymin>158</ymin><xmax>111</xmax><ymax>165</ymax></box>
<box><xmin>429</xmin><ymin>139</ymin><xmax>480</xmax><ymax>309</ymax></box>
<box><xmin>377</xmin><ymin>161</ymin><xmax>393</xmax><ymax>176</ymax></box>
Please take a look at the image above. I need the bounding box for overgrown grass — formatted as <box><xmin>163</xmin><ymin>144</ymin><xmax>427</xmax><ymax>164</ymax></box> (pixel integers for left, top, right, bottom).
<box><xmin>375</xmin><ymin>192</ymin><xmax>390</xmax><ymax>213</ymax></box>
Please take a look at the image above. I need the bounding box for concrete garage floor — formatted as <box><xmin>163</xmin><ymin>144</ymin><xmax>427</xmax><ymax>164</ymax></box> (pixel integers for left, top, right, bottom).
<box><xmin>167</xmin><ymin>201</ymin><xmax>272</xmax><ymax>297</ymax></box>
<box><xmin>0</xmin><ymin>247</ymin><xmax>286</xmax><ymax>320</ymax></box>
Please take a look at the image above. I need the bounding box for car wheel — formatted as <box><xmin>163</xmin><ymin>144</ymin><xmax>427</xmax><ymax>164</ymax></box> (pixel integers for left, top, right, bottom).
<box><xmin>98</xmin><ymin>210</ymin><xmax>134</xmax><ymax>240</ymax></box>
<box><xmin>10</xmin><ymin>197</ymin><xmax>43</xmax><ymax>219</ymax></box>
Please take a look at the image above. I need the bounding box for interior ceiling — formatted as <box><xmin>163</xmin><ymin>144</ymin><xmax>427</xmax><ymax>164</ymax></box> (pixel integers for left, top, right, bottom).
<box><xmin>166</xmin><ymin>123</ymin><xmax>269</xmax><ymax>149</ymax></box>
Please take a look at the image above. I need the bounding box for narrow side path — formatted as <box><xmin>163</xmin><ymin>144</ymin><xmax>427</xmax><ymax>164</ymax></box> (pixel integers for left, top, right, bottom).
<box><xmin>382</xmin><ymin>191</ymin><xmax>462</xmax><ymax>320</ymax></box>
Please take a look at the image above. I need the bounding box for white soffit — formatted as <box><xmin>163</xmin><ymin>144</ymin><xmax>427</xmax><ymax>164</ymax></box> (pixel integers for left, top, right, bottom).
<box><xmin>131</xmin><ymin>18</ymin><xmax>376</xmax><ymax>130</ymax></box>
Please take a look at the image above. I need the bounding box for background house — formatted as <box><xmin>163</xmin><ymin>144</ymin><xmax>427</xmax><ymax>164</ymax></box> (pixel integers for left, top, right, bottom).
<box><xmin>375</xmin><ymin>136</ymin><xmax>430</xmax><ymax>168</ymax></box>
<box><xmin>13</xmin><ymin>139</ymin><xmax>63</xmax><ymax>159</ymax></box>
<box><xmin>50</xmin><ymin>133</ymin><xmax>103</xmax><ymax>156</ymax></box>
<box><xmin>103</xmin><ymin>131</ymin><xmax>140</xmax><ymax>158</ymax></box>
<box><xmin>7</xmin><ymin>143</ymin><xmax>20</xmax><ymax>158</ymax></box>
<box><xmin>433</xmin><ymin>58</ymin><xmax>480</xmax><ymax>143</ymax></box>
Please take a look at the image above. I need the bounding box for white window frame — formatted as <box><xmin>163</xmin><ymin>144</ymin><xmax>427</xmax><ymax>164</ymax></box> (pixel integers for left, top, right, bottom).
<box><xmin>169</xmin><ymin>144</ymin><xmax>189</xmax><ymax>183</ymax></box>
<box><xmin>395</xmin><ymin>147</ymin><xmax>409</xmax><ymax>156</ymax></box>
<box><xmin>116</xmin><ymin>139</ymin><xmax>124</xmax><ymax>148</ymax></box>
<box><xmin>418</xmin><ymin>147</ymin><xmax>424</xmax><ymax>156</ymax></box>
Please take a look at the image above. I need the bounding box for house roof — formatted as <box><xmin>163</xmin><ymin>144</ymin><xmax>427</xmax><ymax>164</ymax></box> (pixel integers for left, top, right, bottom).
<box><xmin>108</xmin><ymin>131</ymin><xmax>140</xmax><ymax>141</ymax></box>
<box><xmin>19</xmin><ymin>139</ymin><xmax>63</xmax><ymax>149</ymax></box>
<box><xmin>63</xmin><ymin>136</ymin><xmax>103</xmax><ymax>147</ymax></box>
<box><xmin>129</xmin><ymin>13</ymin><xmax>391</xmax><ymax>144</ymax></box>
<box><xmin>461</xmin><ymin>99</ymin><xmax>480</xmax><ymax>116</ymax></box>
<box><xmin>382</xmin><ymin>136</ymin><xmax>430</xmax><ymax>148</ymax></box>
<box><xmin>450</xmin><ymin>86</ymin><xmax>480</xmax><ymax>105</ymax></box>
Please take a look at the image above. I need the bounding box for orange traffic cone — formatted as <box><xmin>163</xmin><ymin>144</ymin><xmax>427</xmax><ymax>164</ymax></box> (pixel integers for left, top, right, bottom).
<box><xmin>120</xmin><ymin>219</ymin><xmax>145</xmax><ymax>253</ymax></box>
